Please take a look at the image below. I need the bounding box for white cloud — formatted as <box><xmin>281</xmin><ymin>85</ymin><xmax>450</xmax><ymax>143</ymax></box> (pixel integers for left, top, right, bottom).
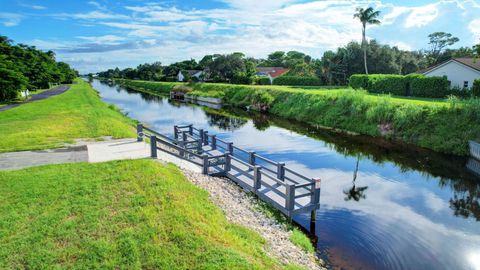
<box><xmin>56</xmin><ymin>11</ymin><xmax>129</xmax><ymax>20</ymax></box>
<box><xmin>76</xmin><ymin>35</ymin><xmax>125</xmax><ymax>44</ymax></box>
<box><xmin>469</xmin><ymin>19</ymin><xmax>480</xmax><ymax>40</ymax></box>
<box><xmin>404</xmin><ymin>3</ymin><xmax>439</xmax><ymax>28</ymax></box>
<box><xmin>0</xmin><ymin>12</ymin><xmax>23</xmax><ymax>26</ymax></box>
<box><xmin>389</xmin><ymin>41</ymin><xmax>413</xmax><ymax>51</ymax></box>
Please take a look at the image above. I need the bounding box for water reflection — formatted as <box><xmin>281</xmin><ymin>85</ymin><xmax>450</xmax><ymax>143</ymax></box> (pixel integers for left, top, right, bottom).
<box><xmin>91</xmin><ymin>79</ymin><xmax>480</xmax><ymax>270</ymax></box>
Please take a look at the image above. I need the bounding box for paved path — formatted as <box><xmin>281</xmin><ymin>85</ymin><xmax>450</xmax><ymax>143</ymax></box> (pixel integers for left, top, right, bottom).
<box><xmin>0</xmin><ymin>85</ymin><xmax>70</xmax><ymax>112</ymax></box>
<box><xmin>0</xmin><ymin>139</ymin><xmax>151</xmax><ymax>171</ymax></box>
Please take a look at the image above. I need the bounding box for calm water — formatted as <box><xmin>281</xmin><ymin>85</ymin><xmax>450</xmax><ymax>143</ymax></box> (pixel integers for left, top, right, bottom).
<box><xmin>92</xmin><ymin>80</ymin><xmax>480</xmax><ymax>270</ymax></box>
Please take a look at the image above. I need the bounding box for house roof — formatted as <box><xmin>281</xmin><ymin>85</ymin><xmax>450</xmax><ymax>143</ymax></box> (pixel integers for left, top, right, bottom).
<box><xmin>255</xmin><ymin>67</ymin><xmax>290</xmax><ymax>78</ymax></box>
<box><xmin>184</xmin><ymin>70</ymin><xmax>203</xmax><ymax>76</ymax></box>
<box><xmin>420</xmin><ymin>58</ymin><xmax>480</xmax><ymax>74</ymax></box>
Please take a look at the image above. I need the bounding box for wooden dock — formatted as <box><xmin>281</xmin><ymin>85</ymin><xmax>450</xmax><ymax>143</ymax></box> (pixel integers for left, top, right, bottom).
<box><xmin>469</xmin><ymin>140</ymin><xmax>480</xmax><ymax>161</ymax></box>
<box><xmin>137</xmin><ymin>124</ymin><xmax>321</xmax><ymax>218</ymax></box>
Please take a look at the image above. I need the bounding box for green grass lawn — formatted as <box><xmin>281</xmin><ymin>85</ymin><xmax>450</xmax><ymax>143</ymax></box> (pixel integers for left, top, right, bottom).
<box><xmin>0</xmin><ymin>79</ymin><xmax>135</xmax><ymax>152</ymax></box>
<box><xmin>0</xmin><ymin>160</ymin><xmax>300</xmax><ymax>270</ymax></box>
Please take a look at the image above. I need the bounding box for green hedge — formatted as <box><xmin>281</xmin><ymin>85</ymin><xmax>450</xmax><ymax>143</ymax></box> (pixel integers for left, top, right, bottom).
<box><xmin>231</xmin><ymin>73</ymin><xmax>253</xmax><ymax>85</ymax></box>
<box><xmin>273</xmin><ymin>76</ymin><xmax>322</xmax><ymax>86</ymax></box>
<box><xmin>473</xmin><ymin>79</ymin><xmax>480</xmax><ymax>97</ymax></box>
<box><xmin>253</xmin><ymin>76</ymin><xmax>272</xmax><ymax>85</ymax></box>
<box><xmin>367</xmin><ymin>74</ymin><xmax>407</xmax><ymax>96</ymax></box>
<box><xmin>349</xmin><ymin>74</ymin><xmax>368</xmax><ymax>89</ymax></box>
<box><xmin>410</xmin><ymin>76</ymin><xmax>449</xmax><ymax>98</ymax></box>
<box><xmin>349</xmin><ymin>74</ymin><xmax>449</xmax><ymax>98</ymax></box>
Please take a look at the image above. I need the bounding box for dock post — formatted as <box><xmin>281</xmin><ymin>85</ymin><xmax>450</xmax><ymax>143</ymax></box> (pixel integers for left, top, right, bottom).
<box><xmin>225</xmin><ymin>153</ymin><xmax>231</xmax><ymax>172</ymax></box>
<box><xmin>173</xmin><ymin>125</ymin><xmax>178</xmax><ymax>140</ymax></box>
<box><xmin>188</xmin><ymin>124</ymin><xmax>193</xmax><ymax>135</ymax></box>
<box><xmin>178</xmin><ymin>141</ymin><xmax>185</xmax><ymax>157</ymax></box>
<box><xmin>197</xmin><ymin>138</ymin><xmax>202</xmax><ymax>153</ymax></box>
<box><xmin>203</xmin><ymin>131</ymin><xmax>208</xmax><ymax>145</ymax></box>
<box><xmin>199</xmin><ymin>128</ymin><xmax>204</xmax><ymax>142</ymax></box>
<box><xmin>211</xmin><ymin>135</ymin><xmax>217</xmax><ymax>150</ymax></box>
<box><xmin>253</xmin><ymin>166</ymin><xmax>261</xmax><ymax>191</ymax></box>
<box><xmin>182</xmin><ymin>131</ymin><xmax>188</xmax><ymax>142</ymax></box>
<box><xmin>137</xmin><ymin>124</ymin><xmax>143</xmax><ymax>142</ymax></box>
<box><xmin>202</xmin><ymin>154</ymin><xmax>209</xmax><ymax>175</ymax></box>
<box><xmin>277</xmin><ymin>163</ymin><xmax>285</xmax><ymax>180</ymax></box>
<box><xmin>150</xmin><ymin>135</ymin><xmax>157</xmax><ymax>158</ymax></box>
<box><xmin>311</xmin><ymin>178</ymin><xmax>321</xmax><ymax>205</ymax></box>
<box><xmin>310</xmin><ymin>209</ymin><xmax>317</xmax><ymax>235</ymax></box>
<box><xmin>228</xmin><ymin>142</ymin><xmax>234</xmax><ymax>154</ymax></box>
<box><xmin>285</xmin><ymin>184</ymin><xmax>295</xmax><ymax>212</ymax></box>
<box><xmin>249</xmin><ymin>151</ymin><xmax>256</xmax><ymax>166</ymax></box>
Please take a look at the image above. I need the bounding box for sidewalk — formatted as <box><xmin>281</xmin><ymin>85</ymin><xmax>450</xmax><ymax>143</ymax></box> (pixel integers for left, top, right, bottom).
<box><xmin>0</xmin><ymin>85</ymin><xmax>70</xmax><ymax>112</ymax></box>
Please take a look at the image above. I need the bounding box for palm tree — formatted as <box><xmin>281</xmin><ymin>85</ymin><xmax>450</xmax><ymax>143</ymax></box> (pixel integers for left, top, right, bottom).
<box><xmin>354</xmin><ymin>7</ymin><xmax>381</xmax><ymax>75</ymax></box>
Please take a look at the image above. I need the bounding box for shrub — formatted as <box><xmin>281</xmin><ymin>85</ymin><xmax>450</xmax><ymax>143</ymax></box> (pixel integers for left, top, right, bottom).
<box><xmin>448</xmin><ymin>86</ymin><xmax>471</xmax><ymax>98</ymax></box>
<box><xmin>0</xmin><ymin>67</ymin><xmax>27</xmax><ymax>101</ymax></box>
<box><xmin>273</xmin><ymin>76</ymin><xmax>322</xmax><ymax>86</ymax></box>
<box><xmin>253</xmin><ymin>76</ymin><xmax>271</xmax><ymax>85</ymax></box>
<box><xmin>367</xmin><ymin>74</ymin><xmax>407</xmax><ymax>96</ymax></box>
<box><xmin>349</xmin><ymin>74</ymin><xmax>368</xmax><ymax>89</ymax></box>
<box><xmin>410</xmin><ymin>76</ymin><xmax>449</xmax><ymax>98</ymax></box>
<box><xmin>473</xmin><ymin>79</ymin><xmax>480</xmax><ymax>97</ymax></box>
<box><xmin>231</xmin><ymin>73</ymin><xmax>253</xmax><ymax>85</ymax></box>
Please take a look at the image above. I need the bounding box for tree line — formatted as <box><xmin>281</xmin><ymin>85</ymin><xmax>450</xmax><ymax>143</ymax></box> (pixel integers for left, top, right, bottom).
<box><xmin>0</xmin><ymin>35</ymin><xmax>78</xmax><ymax>101</ymax></box>
<box><xmin>97</xmin><ymin>35</ymin><xmax>478</xmax><ymax>86</ymax></box>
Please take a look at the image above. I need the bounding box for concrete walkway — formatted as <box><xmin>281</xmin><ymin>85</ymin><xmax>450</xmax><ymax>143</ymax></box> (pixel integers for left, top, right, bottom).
<box><xmin>0</xmin><ymin>138</ymin><xmax>199</xmax><ymax>172</ymax></box>
<box><xmin>0</xmin><ymin>85</ymin><xmax>70</xmax><ymax>112</ymax></box>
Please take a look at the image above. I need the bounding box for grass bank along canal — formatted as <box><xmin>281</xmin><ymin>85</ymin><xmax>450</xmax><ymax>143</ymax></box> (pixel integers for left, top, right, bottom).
<box><xmin>92</xmin><ymin>79</ymin><xmax>480</xmax><ymax>270</ymax></box>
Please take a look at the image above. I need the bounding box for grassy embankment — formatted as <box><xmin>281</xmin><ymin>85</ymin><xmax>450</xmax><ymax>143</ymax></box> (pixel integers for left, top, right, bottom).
<box><xmin>0</xmin><ymin>160</ymin><xmax>305</xmax><ymax>269</ymax></box>
<box><xmin>0</xmin><ymin>79</ymin><xmax>136</xmax><ymax>152</ymax></box>
<box><xmin>0</xmin><ymin>78</ymin><xmax>311</xmax><ymax>269</ymax></box>
<box><xmin>117</xmin><ymin>79</ymin><xmax>480</xmax><ymax>156</ymax></box>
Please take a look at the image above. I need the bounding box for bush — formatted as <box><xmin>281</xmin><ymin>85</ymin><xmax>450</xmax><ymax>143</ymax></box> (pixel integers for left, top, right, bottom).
<box><xmin>231</xmin><ymin>73</ymin><xmax>253</xmax><ymax>85</ymax></box>
<box><xmin>410</xmin><ymin>76</ymin><xmax>449</xmax><ymax>98</ymax></box>
<box><xmin>367</xmin><ymin>74</ymin><xmax>407</xmax><ymax>96</ymax></box>
<box><xmin>273</xmin><ymin>76</ymin><xmax>322</xmax><ymax>86</ymax></box>
<box><xmin>473</xmin><ymin>79</ymin><xmax>480</xmax><ymax>97</ymax></box>
<box><xmin>448</xmin><ymin>86</ymin><xmax>472</xmax><ymax>98</ymax></box>
<box><xmin>0</xmin><ymin>67</ymin><xmax>27</xmax><ymax>101</ymax></box>
<box><xmin>349</xmin><ymin>74</ymin><xmax>368</xmax><ymax>89</ymax></box>
<box><xmin>253</xmin><ymin>76</ymin><xmax>271</xmax><ymax>85</ymax></box>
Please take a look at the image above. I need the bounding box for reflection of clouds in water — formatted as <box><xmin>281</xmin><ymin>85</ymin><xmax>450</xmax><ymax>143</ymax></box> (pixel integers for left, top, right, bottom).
<box><xmin>221</xmin><ymin>123</ymin><xmax>333</xmax><ymax>154</ymax></box>
<box><xmin>423</xmin><ymin>191</ymin><xmax>448</xmax><ymax>213</ymax></box>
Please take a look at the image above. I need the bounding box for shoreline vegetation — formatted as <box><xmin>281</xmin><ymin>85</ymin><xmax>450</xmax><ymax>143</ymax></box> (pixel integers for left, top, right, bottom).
<box><xmin>114</xmin><ymin>79</ymin><xmax>480</xmax><ymax>156</ymax></box>
<box><xmin>0</xmin><ymin>79</ymin><xmax>320</xmax><ymax>269</ymax></box>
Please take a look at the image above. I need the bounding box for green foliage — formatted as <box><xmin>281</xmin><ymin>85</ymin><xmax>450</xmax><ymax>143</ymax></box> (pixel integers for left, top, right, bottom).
<box><xmin>0</xmin><ymin>79</ymin><xmax>135</xmax><ymax>152</ymax></box>
<box><xmin>0</xmin><ymin>35</ymin><xmax>77</xmax><ymax>101</ymax></box>
<box><xmin>410</xmin><ymin>76</ymin><xmax>449</xmax><ymax>98</ymax></box>
<box><xmin>231</xmin><ymin>72</ymin><xmax>253</xmax><ymax>85</ymax></box>
<box><xmin>349</xmin><ymin>74</ymin><xmax>368</xmax><ymax>89</ymax></box>
<box><xmin>0</xmin><ymin>160</ymin><xmax>290</xmax><ymax>269</ymax></box>
<box><xmin>472</xmin><ymin>79</ymin><xmax>480</xmax><ymax>97</ymax></box>
<box><xmin>273</xmin><ymin>76</ymin><xmax>322</xmax><ymax>86</ymax></box>
<box><xmin>0</xmin><ymin>66</ymin><xmax>27</xmax><ymax>100</ymax></box>
<box><xmin>367</xmin><ymin>74</ymin><xmax>407</xmax><ymax>95</ymax></box>
<box><xmin>289</xmin><ymin>229</ymin><xmax>314</xmax><ymax>253</ymax></box>
<box><xmin>253</xmin><ymin>76</ymin><xmax>272</xmax><ymax>85</ymax></box>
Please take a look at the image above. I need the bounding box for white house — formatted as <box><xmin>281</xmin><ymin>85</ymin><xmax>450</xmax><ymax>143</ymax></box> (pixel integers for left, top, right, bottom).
<box><xmin>177</xmin><ymin>70</ymin><xmax>203</xmax><ymax>82</ymax></box>
<box><xmin>421</xmin><ymin>58</ymin><xmax>480</xmax><ymax>88</ymax></box>
<box><xmin>255</xmin><ymin>67</ymin><xmax>290</xmax><ymax>84</ymax></box>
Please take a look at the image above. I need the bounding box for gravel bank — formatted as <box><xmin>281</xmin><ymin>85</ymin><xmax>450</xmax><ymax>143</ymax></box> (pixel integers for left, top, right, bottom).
<box><xmin>180</xmin><ymin>169</ymin><xmax>325</xmax><ymax>270</ymax></box>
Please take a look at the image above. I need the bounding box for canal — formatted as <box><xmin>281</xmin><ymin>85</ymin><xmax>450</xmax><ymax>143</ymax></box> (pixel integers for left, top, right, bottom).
<box><xmin>92</xmin><ymin>79</ymin><xmax>480</xmax><ymax>270</ymax></box>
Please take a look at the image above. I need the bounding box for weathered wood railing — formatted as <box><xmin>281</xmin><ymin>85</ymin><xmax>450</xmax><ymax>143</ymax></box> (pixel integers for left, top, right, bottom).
<box><xmin>469</xmin><ymin>140</ymin><xmax>480</xmax><ymax>161</ymax></box>
<box><xmin>138</xmin><ymin>123</ymin><xmax>321</xmax><ymax>217</ymax></box>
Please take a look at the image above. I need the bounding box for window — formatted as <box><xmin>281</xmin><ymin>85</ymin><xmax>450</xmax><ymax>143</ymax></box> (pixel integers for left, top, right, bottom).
<box><xmin>464</xmin><ymin>81</ymin><xmax>469</xmax><ymax>88</ymax></box>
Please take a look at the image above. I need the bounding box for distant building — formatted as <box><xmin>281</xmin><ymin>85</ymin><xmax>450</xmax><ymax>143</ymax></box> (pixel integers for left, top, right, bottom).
<box><xmin>421</xmin><ymin>58</ymin><xmax>480</xmax><ymax>88</ymax></box>
<box><xmin>177</xmin><ymin>70</ymin><xmax>203</xmax><ymax>82</ymax></box>
<box><xmin>255</xmin><ymin>67</ymin><xmax>290</xmax><ymax>84</ymax></box>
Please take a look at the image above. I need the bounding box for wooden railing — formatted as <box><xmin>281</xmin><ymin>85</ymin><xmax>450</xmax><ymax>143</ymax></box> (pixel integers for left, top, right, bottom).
<box><xmin>138</xmin><ymin>124</ymin><xmax>321</xmax><ymax>217</ymax></box>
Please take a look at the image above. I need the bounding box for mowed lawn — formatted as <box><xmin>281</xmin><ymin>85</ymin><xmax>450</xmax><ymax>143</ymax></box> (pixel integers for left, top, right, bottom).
<box><xmin>0</xmin><ymin>79</ymin><xmax>135</xmax><ymax>153</ymax></box>
<box><xmin>0</xmin><ymin>160</ymin><xmax>298</xmax><ymax>270</ymax></box>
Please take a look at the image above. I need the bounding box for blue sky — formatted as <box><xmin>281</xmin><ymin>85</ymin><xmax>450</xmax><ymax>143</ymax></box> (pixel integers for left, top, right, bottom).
<box><xmin>1</xmin><ymin>0</ymin><xmax>479</xmax><ymax>73</ymax></box>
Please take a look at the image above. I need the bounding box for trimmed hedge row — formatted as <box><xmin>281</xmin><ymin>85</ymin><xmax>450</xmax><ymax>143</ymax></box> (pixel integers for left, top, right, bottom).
<box><xmin>273</xmin><ymin>76</ymin><xmax>322</xmax><ymax>86</ymax></box>
<box><xmin>349</xmin><ymin>74</ymin><xmax>449</xmax><ymax>98</ymax></box>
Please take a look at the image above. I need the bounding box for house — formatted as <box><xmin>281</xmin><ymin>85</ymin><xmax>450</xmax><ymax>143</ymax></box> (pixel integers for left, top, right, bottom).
<box><xmin>421</xmin><ymin>58</ymin><xmax>480</xmax><ymax>88</ymax></box>
<box><xmin>255</xmin><ymin>67</ymin><xmax>290</xmax><ymax>84</ymax></box>
<box><xmin>177</xmin><ymin>70</ymin><xmax>203</xmax><ymax>82</ymax></box>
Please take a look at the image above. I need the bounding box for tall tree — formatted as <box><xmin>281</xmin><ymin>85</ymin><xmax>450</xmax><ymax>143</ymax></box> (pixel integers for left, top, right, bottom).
<box><xmin>353</xmin><ymin>7</ymin><xmax>381</xmax><ymax>75</ymax></box>
<box><xmin>427</xmin><ymin>32</ymin><xmax>459</xmax><ymax>64</ymax></box>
